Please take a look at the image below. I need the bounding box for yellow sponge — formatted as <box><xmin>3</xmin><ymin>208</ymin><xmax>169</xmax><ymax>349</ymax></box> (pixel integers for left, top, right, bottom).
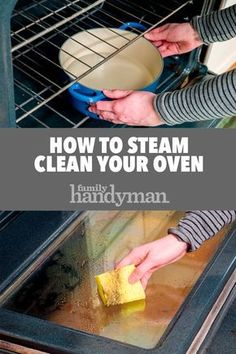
<box><xmin>95</xmin><ymin>265</ymin><xmax>146</xmax><ymax>306</ymax></box>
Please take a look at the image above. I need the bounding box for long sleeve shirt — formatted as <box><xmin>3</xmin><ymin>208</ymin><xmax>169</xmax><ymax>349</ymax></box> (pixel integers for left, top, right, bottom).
<box><xmin>155</xmin><ymin>5</ymin><xmax>236</xmax><ymax>125</ymax></box>
<box><xmin>168</xmin><ymin>210</ymin><xmax>236</xmax><ymax>251</ymax></box>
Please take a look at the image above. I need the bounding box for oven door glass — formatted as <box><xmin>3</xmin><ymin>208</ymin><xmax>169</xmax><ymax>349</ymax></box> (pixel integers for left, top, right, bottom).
<box><xmin>2</xmin><ymin>211</ymin><xmax>228</xmax><ymax>349</ymax></box>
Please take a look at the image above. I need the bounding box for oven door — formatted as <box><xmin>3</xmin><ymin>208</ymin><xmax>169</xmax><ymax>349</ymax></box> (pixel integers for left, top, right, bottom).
<box><xmin>0</xmin><ymin>211</ymin><xmax>235</xmax><ymax>353</ymax></box>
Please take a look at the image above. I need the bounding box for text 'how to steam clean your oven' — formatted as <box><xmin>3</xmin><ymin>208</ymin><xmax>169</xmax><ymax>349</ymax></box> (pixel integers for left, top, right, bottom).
<box><xmin>34</xmin><ymin>136</ymin><xmax>204</xmax><ymax>173</ymax></box>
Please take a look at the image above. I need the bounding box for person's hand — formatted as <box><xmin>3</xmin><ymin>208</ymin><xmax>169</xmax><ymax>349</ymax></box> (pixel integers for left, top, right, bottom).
<box><xmin>145</xmin><ymin>23</ymin><xmax>203</xmax><ymax>57</ymax></box>
<box><xmin>116</xmin><ymin>235</ymin><xmax>188</xmax><ymax>289</ymax></box>
<box><xmin>89</xmin><ymin>90</ymin><xmax>163</xmax><ymax>126</ymax></box>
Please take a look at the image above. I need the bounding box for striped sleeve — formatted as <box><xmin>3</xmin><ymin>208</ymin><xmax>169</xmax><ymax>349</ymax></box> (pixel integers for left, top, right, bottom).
<box><xmin>191</xmin><ymin>5</ymin><xmax>236</xmax><ymax>44</ymax></box>
<box><xmin>168</xmin><ymin>210</ymin><xmax>236</xmax><ymax>251</ymax></box>
<box><xmin>155</xmin><ymin>69</ymin><xmax>236</xmax><ymax>125</ymax></box>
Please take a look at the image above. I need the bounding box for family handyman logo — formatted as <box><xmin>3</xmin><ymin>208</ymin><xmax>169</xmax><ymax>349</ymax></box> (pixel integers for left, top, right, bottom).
<box><xmin>69</xmin><ymin>184</ymin><xmax>169</xmax><ymax>207</ymax></box>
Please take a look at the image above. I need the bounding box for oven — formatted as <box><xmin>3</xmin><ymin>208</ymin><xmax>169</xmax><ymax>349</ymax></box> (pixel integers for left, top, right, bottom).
<box><xmin>0</xmin><ymin>0</ymin><xmax>229</xmax><ymax>129</ymax></box>
<box><xmin>0</xmin><ymin>210</ymin><xmax>235</xmax><ymax>353</ymax></box>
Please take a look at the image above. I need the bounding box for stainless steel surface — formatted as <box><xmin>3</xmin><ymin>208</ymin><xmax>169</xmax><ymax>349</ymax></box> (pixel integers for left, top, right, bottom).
<box><xmin>4</xmin><ymin>211</ymin><xmax>228</xmax><ymax>349</ymax></box>
<box><xmin>0</xmin><ymin>340</ymin><xmax>48</xmax><ymax>354</ymax></box>
<box><xmin>12</xmin><ymin>0</ymin><xmax>191</xmax><ymax>127</ymax></box>
<box><xmin>186</xmin><ymin>270</ymin><xmax>236</xmax><ymax>354</ymax></box>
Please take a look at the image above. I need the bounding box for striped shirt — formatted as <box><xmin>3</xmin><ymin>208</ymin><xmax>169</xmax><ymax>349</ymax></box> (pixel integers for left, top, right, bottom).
<box><xmin>168</xmin><ymin>210</ymin><xmax>236</xmax><ymax>251</ymax></box>
<box><xmin>155</xmin><ymin>5</ymin><xmax>236</xmax><ymax>125</ymax></box>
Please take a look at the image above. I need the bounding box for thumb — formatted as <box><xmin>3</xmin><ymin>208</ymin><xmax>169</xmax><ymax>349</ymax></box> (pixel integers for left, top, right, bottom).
<box><xmin>129</xmin><ymin>257</ymin><xmax>152</xmax><ymax>284</ymax></box>
<box><xmin>140</xmin><ymin>271</ymin><xmax>152</xmax><ymax>289</ymax></box>
<box><xmin>144</xmin><ymin>27</ymin><xmax>169</xmax><ymax>41</ymax></box>
<box><xmin>103</xmin><ymin>90</ymin><xmax>132</xmax><ymax>99</ymax></box>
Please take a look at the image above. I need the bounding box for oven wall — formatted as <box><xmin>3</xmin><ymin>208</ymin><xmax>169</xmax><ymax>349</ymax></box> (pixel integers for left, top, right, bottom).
<box><xmin>204</xmin><ymin>0</ymin><xmax>236</xmax><ymax>73</ymax></box>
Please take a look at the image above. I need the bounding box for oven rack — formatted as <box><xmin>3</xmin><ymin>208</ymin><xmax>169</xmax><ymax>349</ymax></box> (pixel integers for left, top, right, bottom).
<box><xmin>11</xmin><ymin>0</ymin><xmax>106</xmax><ymax>52</ymax></box>
<box><xmin>12</xmin><ymin>0</ymin><xmax>191</xmax><ymax>128</ymax></box>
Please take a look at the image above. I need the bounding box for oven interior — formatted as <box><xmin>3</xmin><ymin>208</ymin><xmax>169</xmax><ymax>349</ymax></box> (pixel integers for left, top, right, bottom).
<box><xmin>2</xmin><ymin>210</ymin><xmax>229</xmax><ymax>350</ymax></box>
<box><xmin>1</xmin><ymin>0</ymin><xmax>222</xmax><ymax>128</ymax></box>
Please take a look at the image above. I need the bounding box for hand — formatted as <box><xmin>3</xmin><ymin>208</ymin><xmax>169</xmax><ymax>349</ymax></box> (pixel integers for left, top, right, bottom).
<box><xmin>116</xmin><ymin>235</ymin><xmax>188</xmax><ymax>289</ymax></box>
<box><xmin>145</xmin><ymin>23</ymin><xmax>203</xmax><ymax>57</ymax></box>
<box><xmin>89</xmin><ymin>90</ymin><xmax>163</xmax><ymax>126</ymax></box>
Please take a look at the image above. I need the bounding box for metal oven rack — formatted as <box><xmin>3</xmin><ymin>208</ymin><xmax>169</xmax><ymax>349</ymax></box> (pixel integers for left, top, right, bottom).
<box><xmin>11</xmin><ymin>0</ymin><xmax>192</xmax><ymax>128</ymax></box>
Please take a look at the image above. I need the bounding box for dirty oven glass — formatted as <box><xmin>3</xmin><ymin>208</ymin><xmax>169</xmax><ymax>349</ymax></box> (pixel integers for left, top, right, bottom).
<box><xmin>3</xmin><ymin>211</ymin><xmax>227</xmax><ymax>349</ymax></box>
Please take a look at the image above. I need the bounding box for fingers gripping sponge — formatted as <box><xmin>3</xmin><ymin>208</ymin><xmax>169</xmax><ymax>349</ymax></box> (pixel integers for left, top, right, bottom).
<box><xmin>95</xmin><ymin>265</ymin><xmax>146</xmax><ymax>306</ymax></box>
